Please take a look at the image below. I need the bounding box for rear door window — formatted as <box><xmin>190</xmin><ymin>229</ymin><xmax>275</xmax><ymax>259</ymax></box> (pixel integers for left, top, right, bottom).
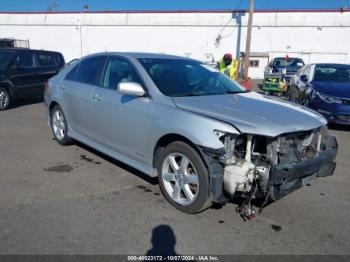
<box><xmin>65</xmin><ymin>64</ymin><xmax>79</xmax><ymax>81</ymax></box>
<box><xmin>73</xmin><ymin>56</ymin><xmax>107</xmax><ymax>86</ymax></box>
<box><xmin>36</xmin><ymin>53</ymin><xmax>57</xmax><ymax>67</ymax></box>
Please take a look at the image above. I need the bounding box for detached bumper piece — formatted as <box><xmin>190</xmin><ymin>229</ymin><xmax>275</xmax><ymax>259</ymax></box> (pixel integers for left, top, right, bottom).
<box><xmin>269</xmin><ymin>147</ymin><xmax>337</xmax><ymax>201</ymax></box>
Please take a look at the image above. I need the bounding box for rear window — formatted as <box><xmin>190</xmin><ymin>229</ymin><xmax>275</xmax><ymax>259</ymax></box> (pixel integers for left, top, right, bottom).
<box><xmin>37</xmin><ymin>53</ymin><xmax>58</xmax><ymax>67</ymax></box>
<box><xmin>273</xmin><ymin>58</ymin><xmax>304</xmax><ymax>67</ymax></box>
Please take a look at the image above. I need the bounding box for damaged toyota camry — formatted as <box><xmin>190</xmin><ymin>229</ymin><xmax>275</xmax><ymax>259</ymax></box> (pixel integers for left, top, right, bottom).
<box><xmin>44</xmin><ymin>53</ymin><xmax>338</xmax><ymax>214</ymax></box>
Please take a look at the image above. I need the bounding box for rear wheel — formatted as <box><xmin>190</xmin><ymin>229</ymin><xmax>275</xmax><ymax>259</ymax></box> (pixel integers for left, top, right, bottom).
<box><xmin>0</xmin><ymin>87</ymin><xmax>11</xmax><ymax>111</ymax></box>
<box><xmin>157</xmin><ymin>141</ymin><xmax>212</xmax><ymax>213</ymax></box>
<box><xmin>50</xmin><ymin>105</ymin><xmax>72</xmax><ymax>145</ymax></box>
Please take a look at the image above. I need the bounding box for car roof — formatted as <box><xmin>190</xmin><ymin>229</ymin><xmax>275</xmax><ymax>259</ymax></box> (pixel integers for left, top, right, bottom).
<box><xmin>0</xmin><ymin>47</ymin><xmax>62</xmax><ymax>54</ymax></box>
<box><xmin>273</xmin><ymin>57</ymin><xmax>303</xmax><ymax>60</ymax></box>
<box><xmin>86</xmin><ymin>51</ymin><xmax>197</xmax><ymax>61</ymax></box>
<box><xmin>312</xmin><ymin>63</ymin><xmax>350</xmax><ymax>68</ymax></box>
<box><xmin>128</xmin><ymin>52</ymin><xmax>192</xmax><ymax>60</ymax></box>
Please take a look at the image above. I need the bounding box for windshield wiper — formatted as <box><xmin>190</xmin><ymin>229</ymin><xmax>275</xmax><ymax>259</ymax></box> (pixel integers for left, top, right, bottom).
<box><xmin>171</xmin><ymin>92</ymin><xmax>202</xmax><ymax>97</ymax></box>
<box><xmin>171</xmin><ymin>90</ymin><xmax>247</xmax><ymax>97</ymax></box>
<box><xmin>224</xmin><ymin>90</ymin><xmax>247</xmax><ymax>94</ymax></box>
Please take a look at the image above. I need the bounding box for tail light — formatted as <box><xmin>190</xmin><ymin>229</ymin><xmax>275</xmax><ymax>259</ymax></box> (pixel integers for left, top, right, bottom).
<box><xmin>44</xmin><ymin>82</ymin><xmax>49</xmax><ymax>92</ymax></box>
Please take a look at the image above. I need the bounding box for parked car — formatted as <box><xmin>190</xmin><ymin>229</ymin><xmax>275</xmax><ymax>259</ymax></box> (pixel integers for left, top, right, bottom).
<box><xmin>262</xmin><ymin>57</ymin><xmax>305</xmax><ymax>95</ymax></box>
<box><xmin>0</xmin><ymin>48</ymin><xmax>65</xmax><ymax>110</ymax></box>
<box><xmin>44</xmin><ymin>53</ymin><xmax>338</xmax><ymax>214</ymax></box>
<box><xmin>288</xmin><ymin>63</ymin><xmax>350</xmax><ymax>125</ymax></box>
<box><xmin>265</xmin><ymin>57</ymin><xmax>305</xmax><ymax>81</ymax></box>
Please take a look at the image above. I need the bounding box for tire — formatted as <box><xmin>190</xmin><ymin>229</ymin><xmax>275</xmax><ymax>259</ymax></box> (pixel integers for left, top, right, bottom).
<box><xmin>0</xmin><ymin>87</ymin><xmax>11</xmax><ymax>111</ymax></box>
<box><xmin>50</xmin><ymin>105</ymin><xmax>72</xmax><ymax>145</ymax></box>
<box><xmin>157</xmin><ymin>141</ymin><xmax>212</xmax><ymax>213</ymax></box>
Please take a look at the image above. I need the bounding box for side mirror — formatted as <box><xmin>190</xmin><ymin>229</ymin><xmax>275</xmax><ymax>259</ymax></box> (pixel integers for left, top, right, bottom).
<box><xmin>117</xmin><ymin>82</ymin><xmax>145</xmax><ymax>97</ymax></box>
<box><xmin>300</xmin><ymin>74</ymin><xmax>308</xmax><ymax>83</ymax></box>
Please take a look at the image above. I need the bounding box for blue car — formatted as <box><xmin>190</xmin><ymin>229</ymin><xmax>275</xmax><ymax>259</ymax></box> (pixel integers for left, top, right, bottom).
<box><xmin>289</xmin><ymin>63</ymin><xmax>350</xmax><ymax>125</ymax></box>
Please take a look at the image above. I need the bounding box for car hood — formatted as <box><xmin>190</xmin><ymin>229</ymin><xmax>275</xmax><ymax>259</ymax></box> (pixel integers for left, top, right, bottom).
<box><xmin>312</xmin><ymin>81</ymin><xmax>350</xmax><ymax>99</ymax></box>
<box><xmin>172</xmin><ymin>92</ymin><xmax>326</xmax><ymax>137</ymax></box>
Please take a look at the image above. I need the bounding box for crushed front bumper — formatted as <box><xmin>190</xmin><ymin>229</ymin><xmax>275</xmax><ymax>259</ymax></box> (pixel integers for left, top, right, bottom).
<box><xmin>268</xmin><ymin>147</ymin><xmax>337</xmax><ymax>201</ymax></box>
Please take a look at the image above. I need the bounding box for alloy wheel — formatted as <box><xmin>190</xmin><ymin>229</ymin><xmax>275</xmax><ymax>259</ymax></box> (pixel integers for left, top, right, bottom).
<box><xmin>52</xmin><ymin>110</ymin><xmax>66</xmax><ymax>141</ymax></box>
<box><xmin>0</xmin><ymin>90</ymin><xmax>9</xmax><ymax>110</ymax></box>
<box><xmin>161</xmin><ymin>153</ymin><xmax>199</xmax><ymax>206</ymax></box>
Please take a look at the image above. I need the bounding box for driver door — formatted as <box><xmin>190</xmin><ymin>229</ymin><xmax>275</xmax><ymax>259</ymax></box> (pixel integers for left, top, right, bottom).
<box><xmin>91</xmin><ymin>56</ymin><xmax>153</xmax><ymax>164</ymax></box>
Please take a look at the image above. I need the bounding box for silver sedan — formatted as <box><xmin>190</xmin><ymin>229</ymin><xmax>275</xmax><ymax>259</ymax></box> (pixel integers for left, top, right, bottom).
<box><xmin>44</xmin><ymin>53</ymin><xmax>338</xmax><ymax>214</ymax></box>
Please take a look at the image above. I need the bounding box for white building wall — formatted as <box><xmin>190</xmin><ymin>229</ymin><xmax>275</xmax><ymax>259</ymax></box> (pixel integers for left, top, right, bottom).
<box><xmin>0</xmin><ymin>11</ymin><xmax>349</xmax><ymax>78</ymax></box>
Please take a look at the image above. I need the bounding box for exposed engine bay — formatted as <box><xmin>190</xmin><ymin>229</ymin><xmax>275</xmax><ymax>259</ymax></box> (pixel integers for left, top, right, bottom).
<box><xmin>202</xmin><ymin>126</ymin><xmax>338</xmax><ymax>219</ymax></box>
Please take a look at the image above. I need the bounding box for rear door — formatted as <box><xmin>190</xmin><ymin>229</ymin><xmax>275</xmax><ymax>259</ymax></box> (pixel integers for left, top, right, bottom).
<box><xmin>9</xmin><ymin>51</ymin><xmax>40</xmax><ymax>98</ymax></box>
<box><xmin>60</xmin><ymin>56</ymin><xmax>107</xmax><ymax>140</ymax></box>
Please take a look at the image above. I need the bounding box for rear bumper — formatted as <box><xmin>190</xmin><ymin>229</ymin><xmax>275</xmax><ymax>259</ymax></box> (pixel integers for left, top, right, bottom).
<box><xmin>43</xmin><ymin>92</ymin><xmax>51</xmax><ymax>126</ymax></box>
<box><xmin>269</xmin><ymin>146</ymin><xmax>337</xmax><ymax>201</ymax></box>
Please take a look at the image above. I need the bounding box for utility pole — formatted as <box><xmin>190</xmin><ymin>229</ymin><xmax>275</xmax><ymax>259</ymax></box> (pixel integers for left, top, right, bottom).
<box><xmin>243</xmin><ymin>0</ymin><xmax>254</xmax><ymax>80</ymax></box>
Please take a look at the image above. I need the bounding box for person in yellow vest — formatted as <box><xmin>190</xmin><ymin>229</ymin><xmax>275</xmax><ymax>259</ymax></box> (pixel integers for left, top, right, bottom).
<box><xmin>218</xmin><ymin>53</ymin><xmax>239</xmax><ymax>80</ymax></box>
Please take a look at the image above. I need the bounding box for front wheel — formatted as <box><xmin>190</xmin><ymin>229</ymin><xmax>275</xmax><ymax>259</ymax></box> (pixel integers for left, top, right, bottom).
<box><xmin>157</xmin><ymin>141</ymin><xmax>212</xmax><ymax>213</ymax></box>
<box><xmin>50</xmin><ymin>105</ymin><xmax>72</xmax><ymax>145</ymax></box>
<box><xmin>0</xmin><ymin>87</ymin><xmax>11</xmax><ymax>111</ymax></box>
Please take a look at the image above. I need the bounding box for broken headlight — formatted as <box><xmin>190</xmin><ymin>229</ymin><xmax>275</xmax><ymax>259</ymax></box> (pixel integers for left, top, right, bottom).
<box><xmin>214</xmin><ymin>131</ymin><xmax>249</xmax><ymax>164</ymax></box>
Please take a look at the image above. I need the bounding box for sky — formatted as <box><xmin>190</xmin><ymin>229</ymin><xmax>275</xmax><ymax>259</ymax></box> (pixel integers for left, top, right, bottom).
<box><xmin>0</xmin><ymin>0</ymin><xmax>349</xmax><ymax>12</ymax></box>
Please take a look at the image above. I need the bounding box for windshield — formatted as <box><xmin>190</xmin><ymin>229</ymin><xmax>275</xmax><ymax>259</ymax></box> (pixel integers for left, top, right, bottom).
<box><xmin>313</xmin><ymin>66</ymin><xmax>350</xmax><ymax>83</ymax></box>
<box><xmin>0</xmin><ymin>50</ymin><xmax>15</xmax><ymax>70</ymax></box>
<box><xmin>138</xmin><ymin>58</ymin><xmax>245</xmax><ymax>97</ymax></box>
<box><xmin>273</xmin><ymin>58</ymin><xmax>304</xmax><ymax>67</ymax></box>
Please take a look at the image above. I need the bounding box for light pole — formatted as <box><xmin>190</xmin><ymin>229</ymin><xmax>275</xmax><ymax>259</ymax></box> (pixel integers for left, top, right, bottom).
<box><xmin>243</xmin><ymin>0</ymin><xmax>254</xmax><ymax>80</ymax></box>
<box><xmin>79</xmin><ymin>4</ymin><xmax>88</xmax><ymax>58</ymax></box>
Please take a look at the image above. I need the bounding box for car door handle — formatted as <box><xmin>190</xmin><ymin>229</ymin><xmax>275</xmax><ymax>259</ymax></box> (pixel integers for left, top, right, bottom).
<box><xmin>93</xmin><ymin>94</ymin><xmax>103</xmax><ymax>102</ymax></box>
<box><xmin>60</xmin><ymin>85</ymin><xmax>65</xmax><ymax>90</ymax></box>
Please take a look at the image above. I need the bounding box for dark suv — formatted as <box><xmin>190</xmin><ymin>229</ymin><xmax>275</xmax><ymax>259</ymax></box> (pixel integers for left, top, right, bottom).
<box><xmin>0</xmin><ymin>48</ymin><xmax>65</xmax><ymax>110</ymax></box>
